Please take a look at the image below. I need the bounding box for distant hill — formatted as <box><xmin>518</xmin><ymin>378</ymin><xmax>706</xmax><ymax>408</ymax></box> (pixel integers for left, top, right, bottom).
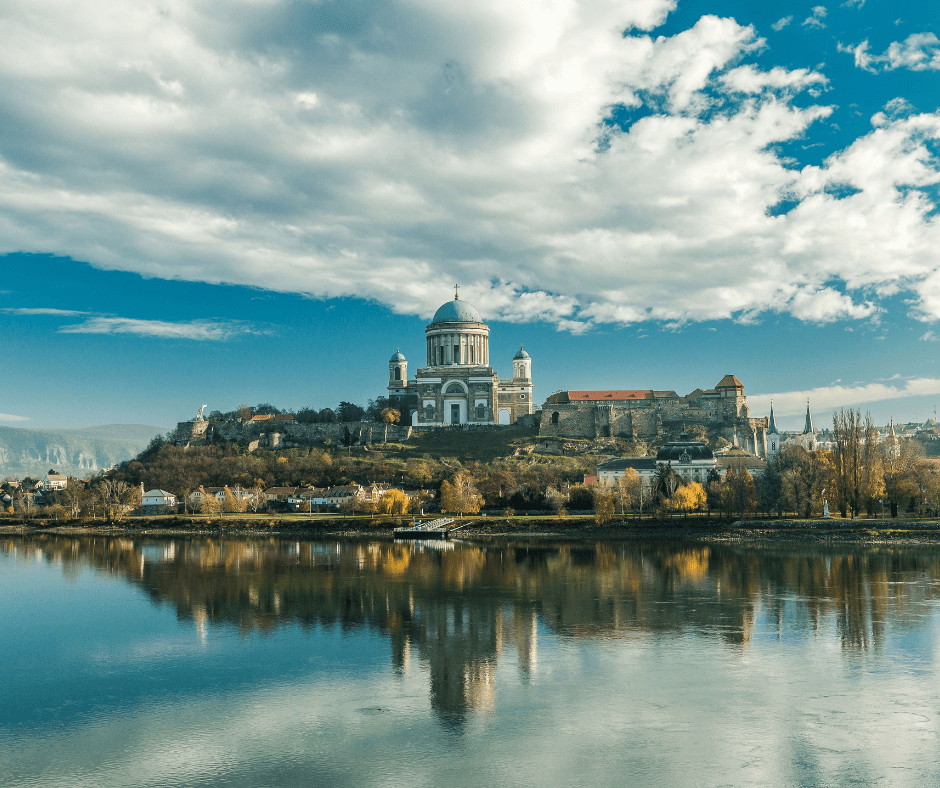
<box><xmin>0</xmin><ymin>424</ymin><xmax>168</xmax><ymax>480</ymax></box>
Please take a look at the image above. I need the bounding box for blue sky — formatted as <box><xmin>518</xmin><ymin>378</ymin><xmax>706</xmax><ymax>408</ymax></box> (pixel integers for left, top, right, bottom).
<box><xmin>2</xmin><ymin>0</ymin><xmax>940</xmax><ymax>430</ymax></box>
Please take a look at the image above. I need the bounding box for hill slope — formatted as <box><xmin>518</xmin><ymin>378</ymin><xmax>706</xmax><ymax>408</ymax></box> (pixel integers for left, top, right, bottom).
<box><xmin>0</xmin><ymin>424</ymin><xmax>167</xmax><ymax>479</ymax></box>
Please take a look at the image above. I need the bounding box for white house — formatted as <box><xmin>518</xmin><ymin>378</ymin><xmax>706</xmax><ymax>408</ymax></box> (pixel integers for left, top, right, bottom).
<box><xmin>142</xmin><ymin>489</ymin><xmax>177</xmax><ymax>511</ymax></box>
<box><xmin>42</xmin><ymin>472</ymin><xmax>68</xmax><ymax>491</ymax></box>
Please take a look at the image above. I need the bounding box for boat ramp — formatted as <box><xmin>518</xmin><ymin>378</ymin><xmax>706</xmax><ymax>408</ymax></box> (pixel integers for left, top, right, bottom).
<box><xmin>393</xmin><ymin>517</ymin><xmax>469</xmax><ymax>539</ymax></box>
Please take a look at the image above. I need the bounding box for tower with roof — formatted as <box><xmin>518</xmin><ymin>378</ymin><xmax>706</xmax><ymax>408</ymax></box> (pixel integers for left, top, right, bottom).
<box><xmin>794</xmin><ymin>400</ymin><xmax>818</xmax><ymax>451</ymax></box>
<box><xmin>766</xmin><ymin>401</ymin><xmax>780</xmax><ymax>460</ymax></box>
<box><xmin>387</xmin><ymin>292</ymin><xmax>534</xmax><ymax>426</ymax></box>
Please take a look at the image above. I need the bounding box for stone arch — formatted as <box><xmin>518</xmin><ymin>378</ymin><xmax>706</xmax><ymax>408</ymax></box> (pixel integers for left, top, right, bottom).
<box><xmin>442</xmin><ymin>379</ymin><xmax>469</xmax><ymax>395</ymax></box>
<box><xmin>551</xmin><ymin>411</ymin><xmax>560</xmax><ymax>425</ymax></box>
<box><xmin>498</xmin><ymin>409</ymin><xmax>511</xmax><ymax>425</ymax></box>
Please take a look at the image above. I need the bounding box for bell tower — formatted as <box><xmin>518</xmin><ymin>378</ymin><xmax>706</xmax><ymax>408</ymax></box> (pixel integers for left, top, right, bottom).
<box><xmin>388</xmin><ymin>350</ymin><xmax>407</xmax><ymax>392</ymax></box>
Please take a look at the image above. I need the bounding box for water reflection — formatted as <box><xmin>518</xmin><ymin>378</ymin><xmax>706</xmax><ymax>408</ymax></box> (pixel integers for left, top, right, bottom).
<box><xmin>4</xmin><ymin>535</ymin><xmax>940</xmax><ymax>729</ymax></box>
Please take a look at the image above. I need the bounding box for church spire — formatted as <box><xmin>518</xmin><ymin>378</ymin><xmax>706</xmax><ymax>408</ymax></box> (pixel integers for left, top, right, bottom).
<box><xmin>803</xmin><ymin>400</ymin><xmax>815</xmax><ymax>435</ymax></box>
<box><xmin>768</xmin><ymin>401</ymin><xmax>778</xmax><ymax>434</ymax></box>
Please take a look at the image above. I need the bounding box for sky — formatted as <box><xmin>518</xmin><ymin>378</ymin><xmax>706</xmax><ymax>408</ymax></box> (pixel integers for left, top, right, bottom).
<box><xmin>2</xmin><ymin>0</ymin><xmax>940</xmax><ymax>431</ymax></box>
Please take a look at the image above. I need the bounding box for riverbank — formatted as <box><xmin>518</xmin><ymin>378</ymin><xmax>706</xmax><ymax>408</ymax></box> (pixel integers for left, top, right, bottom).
<box><xmin>3</xmin><ymin>514</ymin><xmax>940</xmax><ymax>543</ymax></box>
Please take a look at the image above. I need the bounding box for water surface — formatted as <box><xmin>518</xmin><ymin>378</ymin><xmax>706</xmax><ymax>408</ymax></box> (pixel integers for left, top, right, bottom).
<box><xmin>3</xmin><ymin>535</ymin><xmax>940</xmax><ymax>787</ymax></box>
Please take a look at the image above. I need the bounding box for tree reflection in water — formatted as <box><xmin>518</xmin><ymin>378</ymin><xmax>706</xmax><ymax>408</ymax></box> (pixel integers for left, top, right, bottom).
<box><xmin>4</xmin><ymin>535</ymin><xmax>940</xmax><ymax>728</ymax></box>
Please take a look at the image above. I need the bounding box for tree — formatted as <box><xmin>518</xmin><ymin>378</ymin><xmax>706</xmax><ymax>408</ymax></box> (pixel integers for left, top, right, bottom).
<box><xmin>223</xmin><ymin>487</ymin><xmax>247</xmax><ymax>513</ymax></box>
<box><xmin>781</xmin><ymin>446</ymin><xmax>828</xmax><ymax>518</ymax></box>
<box><xmin>544</xmin><ymin>485</ymin><xmax>568</xmax><ymax>517</ymax></box>
<box><xmin>245</xmin><ymin>486</ymin><xmax>266</xmax><ymax>513</ymax></box>
<box><xmin>652</xmin><ymin>463</ymin><xmax>680</xmax><ymax>511</ymax></box>
<box><xmin>236</xmin><ymin>403</ymin><xmax>253</xmax><ymax>421</ymax></box>
<box><xmin>199</xmin><ymin>491</ymin><xmax>222</xmax><ymax>515</ymax></box>
<box><xmin>831</xmin><ymin>408</ymin><xmax>865</xmax><ymax>518</ymax></box>
<box><xmin>96</xmin><ymin>479</ymin><xmax>133</xmax><ymax>522</ymax></box>
<box><xmin>60</xmin><ymin>480</ymin><xmax>86</xmax><ymax>519</ymax></box>
<box><xmin>883</xmin><ymin>439</ymin><xmax>926</xmax><ymax>517</ymax></box>
<box><xmin>705</xmin><ymin>467</ymin><xmax>722</xmax><ymax>517</ymax></box>
<box><xmin>861</xmin><ymin>416</ymin><xmax>885</xmax><ymax>516</ymax></box>
<box><xmin>721</xmin><ymin>466</ymin><xmax>758</xmax><ymax>519</ymax></box>
<box><xmin>439</xmin><ymin>471</ymin><xmax>483</xmax><ymax>515</ymax></box>
<box><xmin>378</xmin><ymin>489</ymin><xmax>409</xmax><ymax>515</ymax></box>
<box><xmin>757</xmin><ymin>456</ymin><xmax>785</xmax><ymax>518</ymax></box>
<box><xmin>338</xmin><ymin>402</ymin><xmax>366</xmax><ymax>423</ymax></box>
<box><xmin>366</xmin><ymin>397</ymin><xmax>392</xmax><ymax>422</ymax></box>
<box><xmin>673</xmin><ymin>481</ymin><xmax>706</xmax><ymax>516</ymax></box>
<box><xmin>592</xmin><ymin>482</ymin><xmax>615</xmax><ymax>525</ymax></box>
<box><xmin>614</xmin><ymin>469</ymin><xmax>642</xmax><ymax>518</ymax></box>
<box><xmin>380</xmin><ymin>407</ymin><xmax>401</xmax><ymax>443</ymax></box>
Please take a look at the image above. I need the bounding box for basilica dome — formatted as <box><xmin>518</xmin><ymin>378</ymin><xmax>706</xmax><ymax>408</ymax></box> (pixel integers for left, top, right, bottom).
<box><xmin>431</xmin><ymin>297</ymin><xmax>483</xmax><ymax>324</ymax></box>
<box><xmin>514</xmin><ymin>346</ymin><xmax>530</xmax><ymax>359</ymax></box>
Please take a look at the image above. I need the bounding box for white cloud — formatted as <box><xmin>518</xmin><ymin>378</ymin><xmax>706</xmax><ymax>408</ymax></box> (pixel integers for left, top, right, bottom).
<box><xmin>58</xmin><ymin>317</ymin><xmax>263</xmax><ymax>341</ymax></box>
<box><xmin>920</xmin><ymin>331</ymin><xmax>938</xmax><ymax>342</ymax></box>
<box><xmin>802</xmin><ymin>6</ymin><xmax>827</xmax><ymax>29</ymax></box>
<box><xmin>721</xmin><ymin>65</ymin><xmax>827</xmax><ymax>94</ymax></box>
<box><xmin>0</xmin><ymin>1</ymin><xmax>937</xmax><ymax>333</ymax></box>
<box><xmin>771</xmin><ymin>16</ymin><xmax>793</xmax><ymax>32</ymax></box>
<box><xmin>750</xmin><ymin>376</ymin><xmax>940</xmax><ymax>417</ymax></box>
<box><xmin>0</xmin><ymin>412</ymin><xmax>29</xmax><ymax>422</ymax></box>
<box><xmin>1</xmin><ymin>307</ymin><xmax>89</xmax><ymax>316</ymax></box>
<box><xmin>842</xmin><ymin>33</ymin><xmax>940</xmax><ymax>73</ymax></box>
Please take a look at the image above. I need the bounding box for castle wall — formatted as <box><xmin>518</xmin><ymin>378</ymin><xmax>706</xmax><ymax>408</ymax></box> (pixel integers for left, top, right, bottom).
<box><xmin>539</xmin><ymin>397</ymin><xmax>769</xmax><ymax>452</ymax></box>
<box><xmin>173</xmin><ymin>420</ymin><xmax>413</xmax><ymax>448</ymax></box>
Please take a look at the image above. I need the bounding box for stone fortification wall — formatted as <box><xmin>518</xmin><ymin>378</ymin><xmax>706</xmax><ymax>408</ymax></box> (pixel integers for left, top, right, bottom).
<box><xmin>540</xmin><ymin>399</ymin><xmax>766</xmax><ymax>451</ymax></box>
<box><xmin>173</xmin><ymin>420</ymin><xmax>412</xmax><ymax>449</ymax></box>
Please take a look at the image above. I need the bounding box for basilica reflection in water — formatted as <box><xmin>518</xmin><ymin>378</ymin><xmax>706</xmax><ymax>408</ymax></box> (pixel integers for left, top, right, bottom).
<box><xmin>5</xmin><ymin>535</ymin><xmax>940</xmax><ymax>728</ymax></box>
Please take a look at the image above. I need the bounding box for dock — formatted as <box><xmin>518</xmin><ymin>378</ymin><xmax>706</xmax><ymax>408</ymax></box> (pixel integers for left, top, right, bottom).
<box><xmin>394</xmin><ymin>517</ymin><xmax>469</xmax><ymax>539</ymax></box>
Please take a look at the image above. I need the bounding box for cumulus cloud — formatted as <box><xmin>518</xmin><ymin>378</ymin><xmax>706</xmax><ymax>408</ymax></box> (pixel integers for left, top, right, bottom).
<box><xmin>842</xmin><ymin>33</ymin><xmax>940</xmax><ymax>72</ymax></box>
<box><xmin>721</xmin><ymin>65</ymin><xmax>827</xmax><ymax>94</ymax></box>
<box><xmin>0</xmin><ymin>1</ymin><xmax>938</xmax><ymax>331</ymax></box>
<box><xmin>58</xmin><ymin>317</ymin><xmax>263</xmax><ymax>341</ymax></box>
<box><xmin>772</xmin><ymin>17</ymin><xmax>793</xmax><ymax>32</ymax></box>
<box><xmin>802</xmin><ymin>6</ymin><xmax>828</xmax><ymax>29</ymax></box>
<box><xmin>0</xmin><ymin>412</ymin><xmax>29</xmax><ymax>422</ymax></box>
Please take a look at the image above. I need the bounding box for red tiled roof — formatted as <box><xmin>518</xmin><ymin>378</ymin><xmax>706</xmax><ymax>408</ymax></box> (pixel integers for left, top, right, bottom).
<box><xmin>566</xmin><ymin>390</ymin><xmax>652</xmax><ymax>401</ymax></box>
<box><xmin>716</xmin><ymin>375</ymin><xmax>743</xmax><ymax>389</ymax></box>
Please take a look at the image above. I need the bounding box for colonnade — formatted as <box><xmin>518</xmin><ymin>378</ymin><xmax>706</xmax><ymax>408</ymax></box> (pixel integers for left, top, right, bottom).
<box><xmin>426</xmin><ymin>331</ymin><xmax>489</xmax><ymax>367</ymax></box>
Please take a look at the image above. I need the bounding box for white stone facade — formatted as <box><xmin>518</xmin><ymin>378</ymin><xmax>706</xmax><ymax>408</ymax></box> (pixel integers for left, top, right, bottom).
<box><xmin>388</xmin><ymin>295</ymin><xmax>534</xmax><ymax>426</ymax></box>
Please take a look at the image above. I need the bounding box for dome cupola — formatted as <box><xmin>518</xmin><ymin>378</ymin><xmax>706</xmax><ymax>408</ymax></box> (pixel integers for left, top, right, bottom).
<box><xmin>425</xmin><ymin>290</ymin><xmax>490</xmax><ymax>368</ymax></box>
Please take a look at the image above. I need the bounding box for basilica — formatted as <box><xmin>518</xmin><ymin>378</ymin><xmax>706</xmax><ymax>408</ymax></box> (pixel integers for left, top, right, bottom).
<box><xmin>387</xmin><ymin>293</ymin><xmax>534</xmax><ymax>426</ymax></box>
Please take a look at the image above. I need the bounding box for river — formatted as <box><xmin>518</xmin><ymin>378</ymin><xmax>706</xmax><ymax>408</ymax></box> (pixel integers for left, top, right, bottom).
<box><xmin>3</xmin><ymin>535</ymin><xmax>940</xmax><ymax>786</ymax></box>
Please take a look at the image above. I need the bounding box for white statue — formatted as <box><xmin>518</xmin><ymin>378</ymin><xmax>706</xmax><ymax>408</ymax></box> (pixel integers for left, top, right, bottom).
<box><xmin>195</xmin><ymin>405</ymin><xmax>207</xmax><ymax>423</ymax></box>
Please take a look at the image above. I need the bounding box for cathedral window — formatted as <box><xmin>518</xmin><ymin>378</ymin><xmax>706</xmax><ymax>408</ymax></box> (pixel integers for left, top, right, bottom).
<box><xmin>551</xmin><ymin>411</ymin><xmax>559</xmax><ymax>425</ymax></box>
<box><xmin>454</xmin><ymin>344</ymin><xmax>460</xmax><ymax>364</ymax></box>
<box><xmin>445</xmin><ymin>383</ymin><xmax>463</xmax><ymax>394</ymax></box>
<box><xmin>477</xmin><ymin>403</ymin><xmax>485</xmax><ymax>419</ymax></box>
<box><xmin>394</xmin><ymin>368</ymin><xmax>401</xmax><ymax>380</ymax></box>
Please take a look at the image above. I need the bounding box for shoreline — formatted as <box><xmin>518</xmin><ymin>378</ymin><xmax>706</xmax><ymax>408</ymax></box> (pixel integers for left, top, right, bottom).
<box><xmin>4</xmin><ymin>515</ymin><xmax>940</xmax><ymax>544</ymax></box>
